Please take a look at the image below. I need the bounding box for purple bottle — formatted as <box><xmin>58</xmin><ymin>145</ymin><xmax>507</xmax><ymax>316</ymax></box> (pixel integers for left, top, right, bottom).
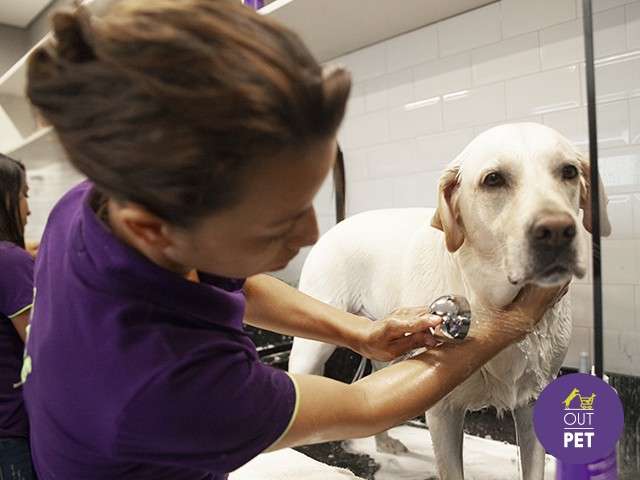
<box><xmin>555</xmin><ymin>353</ymin><xmax>618</xmax><ymax>480</ymax></box>
<box><xmin>556</xmin><ymin>452</ymin><xmax>617</xmax><ymax>480</ymax></box>
<box><xmin>243</xmin><ymin>0</ymin><xmax>264</xmax><ymax>9</ymax></box>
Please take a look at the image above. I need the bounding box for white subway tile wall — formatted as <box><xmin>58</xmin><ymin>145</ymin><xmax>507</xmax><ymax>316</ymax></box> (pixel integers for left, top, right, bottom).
<box><xmin>25</xmin><ymin>162</ymin><xmax>85</xmax><ymax>241</ymax></box>
<box><xmin>543</xmin><ymin>100</ymin><xmax>630</xmax><ymax>148</ymax></box>
<box><xmin>389</xmin><ymin>99</ymin><xmax>443</xmax><ymax>140</ymax></box>
<box><xmin>540</xmin><ymin>20</ymin><xmax>584</xmax><ymax>70</ymax></box>
<box><xmin>384</xmin><ymin>25</ymin><xmax>438</xmax><ymax>72</ymax></box>
<box><xmin>471</xmin><ymin>32</ymin><xmax>540</xmax><ymax>85</ymax></box>
<box><xmin>593</xmin><ymin>6</ymin><xmax>628</xmax><ymax>57</ymax></box>
<box><xmin>591</xmin><ymin>0</ymin><xmax>638</xmax><ymax>14</ymax></box>
<box><xmin>629</xmin><ymin>2</ymin><xmax>640</xmax><ymax>49</ymax></box>
<box><xmin>505</xmin><ymin>65</ymin><xmax>581</xmax><ymax>118</ymax></box>
<box><xmin>580</xmin><ymin>53</ymin><xmax>640</xmax><ymax>105</ymax></box>
<box><xmin>437</xmin><ymin>3</ymin><xmax>502</xmax><ymax>57</ymax></box>
<box><xmin>413</xmin><ymin>53</ymin><xmax>472</xmax><ymax>100</ymax></box>
<box><xmin>501</xmin><ymin>0</ymin><xmax>576</xmax><ymax>38</ymax></box>
<box><xmin>630</xmin><ymin>97</ymin><xmax>640</xmax><ymax>143</ymax></box>
<box><xmin>279</xmin><ymin>0</ymin><xmax>640</xmax><ymax>375</ymax></box>
<box><xmin>443</xmin><ymin>82</ymin><xmax>507</xmax><ymax>129</ymax></box>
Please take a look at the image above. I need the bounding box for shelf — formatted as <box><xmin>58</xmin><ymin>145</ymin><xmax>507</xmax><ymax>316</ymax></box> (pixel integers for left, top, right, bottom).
<box><xmin>6</xmin><ymin>126</ymin><xmax>68</xmax><ymax>169</ymax></box>
<box><xmin>0</xmin><ymin>34</ymin><xmax>50</xmax><ymax>97</ymax></box>
<box><xmin>260</xmin><ymin>0</ymin><xmax>495</xmax><ymax>62</ymax></box>
<box><xmin>0</xmin><ymin>0</ymin><xmax>111</xmax><ymax>97</ymax></box>
<box><xmin>6</xmin><ymin>125</ymin><xmax>51</xmax><ymax>152</ymax></box>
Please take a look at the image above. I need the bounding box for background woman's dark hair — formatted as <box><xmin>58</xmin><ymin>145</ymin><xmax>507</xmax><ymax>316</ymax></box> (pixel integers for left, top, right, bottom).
<box><xmin>0</xmin><ymin>154</ymin><xmax>26</xmax><ymax>248</ymax></box>
<box><xmin>333</xmin><ymin>144</ymin><xmax>345</xmax><ymax>224</ymax></box>
<box><xmin>26</xmin><ymin>0</ymin><xmax>351</xmax><ymax>227</ymax></box>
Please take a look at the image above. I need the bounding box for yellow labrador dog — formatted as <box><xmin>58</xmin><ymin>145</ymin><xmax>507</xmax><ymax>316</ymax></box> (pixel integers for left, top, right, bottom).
<box><xmin>289</xmin><ymin>123</ymin><xmax>611</xmax><ymax>480</ymax></box>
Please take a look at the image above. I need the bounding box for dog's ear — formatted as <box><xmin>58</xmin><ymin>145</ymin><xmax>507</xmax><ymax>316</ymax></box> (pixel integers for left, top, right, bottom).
<box><xmin>578</xmin><ymin>152</ymin><xmax>612</xmax><ymax>237</ymax></box>
<box><xmin>431</xmin><ymin>165</ymin><xmax>465</xmax><ymax>252</ymax></box>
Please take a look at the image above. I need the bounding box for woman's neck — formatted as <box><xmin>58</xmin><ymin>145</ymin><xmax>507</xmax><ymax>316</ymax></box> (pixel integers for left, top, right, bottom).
<box><xmin>104</xmin><ymin>197</ymin><xmax>196</xmax><ymax>280</ymax></box>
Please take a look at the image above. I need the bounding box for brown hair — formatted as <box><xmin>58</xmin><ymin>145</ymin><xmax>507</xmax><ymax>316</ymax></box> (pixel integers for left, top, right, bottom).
<box><xmin>333</xmin><ymin>144</ymin><xmax>345</xmax><ymax>223</ymax></box>
<box><xmin>27</xmin><ymin>0</ymin><xmax>351</xmax><ymax>226</ymax></box>
<box><xmin>0</xmin><ymin>154</ymin><xmax>27</xmax><ymax>248</ymax></box>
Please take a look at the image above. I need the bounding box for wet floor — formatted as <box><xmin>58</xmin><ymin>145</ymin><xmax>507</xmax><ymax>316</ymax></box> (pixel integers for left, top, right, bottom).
<box><xmin>296</xmin><ymin>416</ymin><xmax>521</xmax><ymax>480</ymax></box>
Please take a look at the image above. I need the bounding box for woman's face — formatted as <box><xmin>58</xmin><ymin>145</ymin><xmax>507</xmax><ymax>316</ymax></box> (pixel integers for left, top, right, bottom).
<box><xmin>19</xmin><ymin>178</ymin><xmax>30</xmax><ymax>230</ymax></box>
<box><xmin>164</xmin><ymin>138</ymin><xmax>337</xmax><ymax>278</ymax></box>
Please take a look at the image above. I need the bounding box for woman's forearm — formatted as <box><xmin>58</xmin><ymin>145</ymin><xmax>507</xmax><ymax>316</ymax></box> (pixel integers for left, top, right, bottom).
<box><xmin>243</xmin><ymin>274</ymin><xmax>368</xmax><ymax>350</ymax></box>
<box><xmin>271</xmin><ymin>314</ymin><xmax>525</xmax><ymax>450</ymax></box>
<box><xmin>270</xmin><ymin>286</ymin><xmax>562</xmax><ymax>450</ymax></box>
<box><xmin>353</xmin><ymin>325</ymin><xmax>514</xmax><ymax>430</ymax></box>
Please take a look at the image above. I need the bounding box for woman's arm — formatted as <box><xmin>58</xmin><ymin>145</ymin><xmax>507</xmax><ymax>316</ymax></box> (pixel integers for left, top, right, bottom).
<box><xmin>9</xmin><ymin>309</ymin><xmax>30</xmax><ymax>343</ymax></box>
<box><xmin>268</xmin><ymin>283</ymin><xmax>566</xmax><ymax>450</ymax></box>
<box><xmin>243</xmin><ymin>274</ymin><xmax>442</xmax><ymax>362</ymax></box>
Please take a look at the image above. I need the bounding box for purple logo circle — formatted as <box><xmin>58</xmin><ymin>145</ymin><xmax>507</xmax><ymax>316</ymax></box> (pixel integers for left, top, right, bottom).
<box><xmin>533</xmin><ymin>373</ymin><xmax>624</xmax><ymax>464</ymax></box>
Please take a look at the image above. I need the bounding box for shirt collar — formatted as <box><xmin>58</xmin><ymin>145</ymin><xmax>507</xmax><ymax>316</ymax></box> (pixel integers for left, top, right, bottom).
<box><xmin>75</xmin><ymin>183</ymin><xmax>247</xmax><ymax>330</ymax></box>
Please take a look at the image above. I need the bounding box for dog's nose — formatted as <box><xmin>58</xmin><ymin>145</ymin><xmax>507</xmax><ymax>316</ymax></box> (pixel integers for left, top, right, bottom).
<box><xmin>530</xmin><ymin>213</ymin><xmax>576</xmax><ymax>248</ymax></box>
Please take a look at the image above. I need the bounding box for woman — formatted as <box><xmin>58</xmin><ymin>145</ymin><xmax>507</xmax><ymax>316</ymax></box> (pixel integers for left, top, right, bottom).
<box><xmin>0</xmin><ymin>154</ymin><xmax>35</xmax><ymax>479</ymax></box>
<box><xmin>22</xmin><ymin>2</ymin><xmax>564</xmax><ymax>479</ymax></box>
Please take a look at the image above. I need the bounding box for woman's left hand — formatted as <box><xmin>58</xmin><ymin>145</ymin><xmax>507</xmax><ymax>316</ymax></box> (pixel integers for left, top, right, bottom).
<box><xmin>353</xmin><ymin>308</ymin><xmax>443</xmax><ymax>362</ymax></box>
<box><xmin>25</xmin><ymin>241</ymin><xmax>40</xmax><ymax>258</ymax></box>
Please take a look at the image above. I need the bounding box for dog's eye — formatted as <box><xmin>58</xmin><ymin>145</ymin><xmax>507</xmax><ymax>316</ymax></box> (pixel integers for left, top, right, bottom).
<box><xmin>562</xmin><ymin>165</ymin><xmax>579</xmax><ymax>180</ymax></box>
<box><xmin>483</xmin><ymin>172</ymin><xmax>506</xmax><ymax>188</ymax></box>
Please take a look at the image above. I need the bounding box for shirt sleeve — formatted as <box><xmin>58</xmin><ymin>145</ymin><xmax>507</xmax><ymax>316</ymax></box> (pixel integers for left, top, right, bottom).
<box><xmin>114</xmin><ymin>344</ymin><xmax>298</xmax><ymax>474</ymax></box>
<box><xmin>0</xmin><ymin>246</ymin><xmax>34</xmax><ymax>319</ymax></box>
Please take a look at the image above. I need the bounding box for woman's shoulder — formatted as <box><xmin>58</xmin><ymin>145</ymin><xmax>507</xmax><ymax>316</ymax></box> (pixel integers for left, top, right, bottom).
<box><xmin>0</xmin><ymin>242</ymin><xmax>33</xmax><ymax>298</ymax></box>
<box><xmin>47</xmin><ymin>180</ymin><xmax>92</xmax><ymax>224</ymax></box>
<box><xmin>37</xmin><ymin>180</ymin><xmax>92</xmax><ymax>247</ymax></box>
<box><xmin>0</xmin><ymin>241</ymin><xmax>33</xmax><ymax>268</ymax></box>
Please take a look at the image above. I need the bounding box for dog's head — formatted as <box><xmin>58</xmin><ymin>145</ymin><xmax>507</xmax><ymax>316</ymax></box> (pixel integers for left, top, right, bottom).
<box><xmin>431</xmin><ymin>122</ymin><xmax>611</xmax><ymax>287</ymax></box>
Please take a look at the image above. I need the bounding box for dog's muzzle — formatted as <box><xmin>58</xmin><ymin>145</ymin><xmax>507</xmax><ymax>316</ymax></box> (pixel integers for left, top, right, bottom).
<box><xmin>527</xmin><ymin>212</ymin><xmax>580</xmax><ymax>283</ymax></box>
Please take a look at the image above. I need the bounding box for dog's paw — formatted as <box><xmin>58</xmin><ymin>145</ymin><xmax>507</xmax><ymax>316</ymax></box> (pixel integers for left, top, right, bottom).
<box><xmin>374</xmin><ymin>434</ymin><xmax>409</xmax><ymax>455</ymax></box>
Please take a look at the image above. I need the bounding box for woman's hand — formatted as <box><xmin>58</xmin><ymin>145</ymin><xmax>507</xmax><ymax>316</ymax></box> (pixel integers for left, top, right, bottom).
<box><xmin>353</xmin><ymin>308</ymin><xmax>443</xmax><ymax>362</ymax></box>
<box><xmin>25</xmin><ymin>241</ymin><xmax>40</xmax><ymax>258</ymax></box>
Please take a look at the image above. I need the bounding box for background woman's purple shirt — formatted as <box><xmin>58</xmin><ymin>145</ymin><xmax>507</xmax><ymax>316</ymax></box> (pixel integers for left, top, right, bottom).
<box><xmin>0</xmin><ymin>241</ymin><xmax>33</xmax><ymax>438</ymax></box>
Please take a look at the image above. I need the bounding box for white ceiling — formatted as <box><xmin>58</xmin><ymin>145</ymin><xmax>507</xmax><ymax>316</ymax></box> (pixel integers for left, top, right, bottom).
<box><xmin>0</xmin><ymin>0</ymin><xmax>54</xmax><ymax>28</ymax></box>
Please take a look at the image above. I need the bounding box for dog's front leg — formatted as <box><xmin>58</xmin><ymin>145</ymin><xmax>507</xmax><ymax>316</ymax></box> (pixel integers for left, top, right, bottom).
<box><xmin>289</xmin><ymin>338</ymin><xmax>338</xmax><ymax>375</ymax></box>
<box><xmin>426</xmin><ymin>401</ymin><xmax>466</xmax><ymax>480</ymax></box>
<box><xmin>513</xmin><ymin>402</ymin><xmax>546</xmax><ymax>480</ymax></box>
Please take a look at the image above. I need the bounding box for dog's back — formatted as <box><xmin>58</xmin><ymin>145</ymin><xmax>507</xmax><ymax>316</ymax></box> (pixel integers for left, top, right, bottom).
<box><xmin>298</xmin><ymin>208</ymin><xmax>445</xmax><ymax>318</ymax></box>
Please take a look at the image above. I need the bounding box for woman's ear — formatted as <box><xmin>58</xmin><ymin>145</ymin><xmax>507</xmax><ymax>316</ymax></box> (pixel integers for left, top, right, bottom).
<box><xmin>111</xmin><ymin>202</ymin><xmax>173</xmax><ymax>250</ymax></box>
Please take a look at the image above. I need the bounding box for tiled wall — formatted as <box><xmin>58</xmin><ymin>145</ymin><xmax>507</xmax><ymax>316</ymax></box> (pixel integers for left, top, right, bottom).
<box><xmin>24</xmin><ymin>161</ymin><xmax>85</xmax><ymax>242</ymax></box>
<box><xmin>276</xmin><ymin>0</ymin><xmax>640</xmax><ymax>376</ymax></box>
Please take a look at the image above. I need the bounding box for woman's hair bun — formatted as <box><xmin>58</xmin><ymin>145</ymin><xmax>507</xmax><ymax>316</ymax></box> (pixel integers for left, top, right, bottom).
<box><xmin>51</xmin><ymin>8</ymin><xmax>96</xmax><ymax>63</ymax></box>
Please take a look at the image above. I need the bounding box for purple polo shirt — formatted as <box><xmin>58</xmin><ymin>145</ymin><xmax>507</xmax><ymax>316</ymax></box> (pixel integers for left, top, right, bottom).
<box><xmin>0</xmin><ymin>241</ymin><xmax>32</xmax><ymax>438</ymax></box>
<box><xmin>24</xmin><ymin>182</ymin><xmax>298</xmax><ymax>479</ymax></box>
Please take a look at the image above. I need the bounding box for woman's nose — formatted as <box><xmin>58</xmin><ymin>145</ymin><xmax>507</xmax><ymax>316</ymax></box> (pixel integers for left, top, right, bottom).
<box><xmin>286</xmin><ymin>208</ymin><xmax>319</xmax><ymax>250</ymax></box>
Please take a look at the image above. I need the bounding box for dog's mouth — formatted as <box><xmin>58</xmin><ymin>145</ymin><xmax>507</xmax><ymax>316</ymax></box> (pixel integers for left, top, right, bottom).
<box><xmin>508</xmin><ymin>256</ymin><xmax>585</xmax><ymax>287</ymax></box>
<box><xmin>533</xmin><ymin>264</ymin><xmax>573</xmax><ymax>286</ymax></box>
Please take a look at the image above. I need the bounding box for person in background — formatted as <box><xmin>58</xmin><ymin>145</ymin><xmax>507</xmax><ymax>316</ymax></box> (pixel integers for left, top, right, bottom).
<box><xmin>22</xmin><ymin>2</ymin><xmax>565</xmax><ymax>479</ymax></box>
<box><xmin>0</xmin><ymin>153</ymin><xmax>35</xmax><ymax>479</ymax></box>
